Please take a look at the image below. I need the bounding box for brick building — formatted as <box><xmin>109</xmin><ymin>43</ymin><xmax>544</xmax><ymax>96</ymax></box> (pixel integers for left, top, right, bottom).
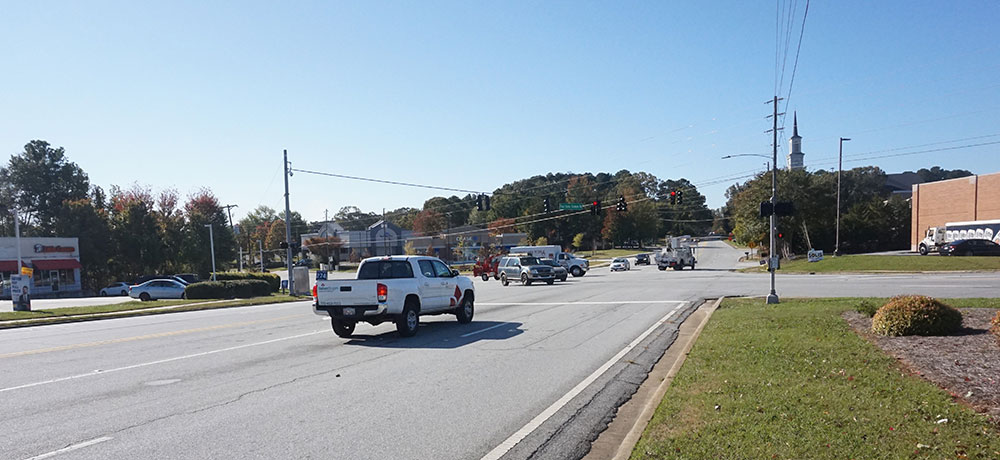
<box><xmin>910</xmin><ymin>171</ymin><xmax>1000</xmax><ymax>250</ymax></box>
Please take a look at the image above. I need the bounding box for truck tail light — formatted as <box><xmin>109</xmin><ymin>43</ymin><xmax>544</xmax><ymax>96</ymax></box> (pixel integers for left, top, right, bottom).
<box><xmin>377</xmin><ymin>283</ymin><xmax>388</xmax><ymax>303</ymax></box>
<box><xmin>312</xmin><ymin>284</ymin><xmax>317</xmax><ymax>299</ymax></box>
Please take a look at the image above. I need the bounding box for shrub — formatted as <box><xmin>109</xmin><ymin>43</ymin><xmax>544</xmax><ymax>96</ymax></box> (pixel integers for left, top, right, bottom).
<box><xmin>854</xmin><ymin>299</ymin><xmax>879</xmax><ymax>318</ymax></box>
<box><xmin>185</xmin><ymin>280</ymin><xmax>272</xmax><ymax>299</ymax></box>
<box><xmin>991</xmin><ymin>310</ymin><xmax>1000</xmax><ymax>345</ymax></box>
<box><xmin>213</xmin><ymin>272</ymin><xmax>280</xmax><ymax>292</ymax></box>
<box><xmin>871</xmin><ymin>295</ymin><xmax>963</xmax><ymax>336</ymax></box>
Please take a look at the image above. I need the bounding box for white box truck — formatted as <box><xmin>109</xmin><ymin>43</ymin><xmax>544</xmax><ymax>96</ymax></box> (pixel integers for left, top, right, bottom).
<box><xmin>917</xmin><ymin>219</ymin><xmax>1000</xmax><ymax>255</ymax></box>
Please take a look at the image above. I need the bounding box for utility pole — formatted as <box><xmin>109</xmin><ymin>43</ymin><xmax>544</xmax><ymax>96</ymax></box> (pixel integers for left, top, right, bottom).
<box><xmin>764</xmin><ymin>96</ymin><xmax>784</xmax><ymax>305</ymax></box>
<box><xmin>382</xmin><ymin>208</ymin><xmax>387</xmax><ymax>255</ymax></box>
<box><xmin>283</xmin><ymin>149</ymin><xmax>294</xmax><ymax>294</ymax></box>
<box><xmin>205</xmin><ymin>224</ymin><xmax>217</xmax><ymax>281</ymax></box>
<box><xmin>258</xmin><ymin>239</ymin><xmax>264</xmax><ymax>272</ymax></box>
<box><xmin>835</xmin><ymin>137</ymin><xmax>851</xmax><ymax>256</ymax></box>
<box><xmin>13</xmin><ymin>209</ymin><xmax>22</xmax><ymax>275</ymax></box>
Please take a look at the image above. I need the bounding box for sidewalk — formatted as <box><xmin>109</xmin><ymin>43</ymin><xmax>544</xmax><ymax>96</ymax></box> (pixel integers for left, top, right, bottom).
<box><xmin>0</xmin><ymin>296</ymin><xmax>133</xmax><ymax>313</ymax></box>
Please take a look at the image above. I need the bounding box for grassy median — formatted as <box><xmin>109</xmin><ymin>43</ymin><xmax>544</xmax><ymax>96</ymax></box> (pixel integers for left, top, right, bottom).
<box><xmin>739</xmin><ymin>254</ymin><xmax>1000</xmax><ymax>273</ymax></box>
<box><xmin>632</xmin><ymin>298</ymin><xmax>1000</xmax><ymax>459</ymax></box>
<box><xmin>0</xmin><ymin>295</ymin><xmax>306</xmax><ymax>323</ymax></box>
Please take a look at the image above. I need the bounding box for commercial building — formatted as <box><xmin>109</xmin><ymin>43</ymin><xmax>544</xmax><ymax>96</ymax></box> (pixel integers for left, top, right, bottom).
<box><xmin>1</xmin><ymin>237</ymin><xmax>83</xmax><ymax>298</ymax></box>
<box><xmin>910</xmin><ymin>171</ymin><xmax>1000</xmax><ymax>250</ymax></box>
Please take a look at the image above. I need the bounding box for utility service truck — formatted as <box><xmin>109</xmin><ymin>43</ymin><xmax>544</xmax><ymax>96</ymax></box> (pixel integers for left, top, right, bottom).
<box><xmin>655</xmin><ymin>236</ymin><xmax>697</xmax><ymax>270</ymax></box>
<box><xmin>917</xmin><ymin>219</ymin><xmax>1000</xmax><ymax>255</ymax></box>
<box><xmin>508</xmin><ymin>245</ymin><xmax>590</xmax><ymax>277</ymax></box>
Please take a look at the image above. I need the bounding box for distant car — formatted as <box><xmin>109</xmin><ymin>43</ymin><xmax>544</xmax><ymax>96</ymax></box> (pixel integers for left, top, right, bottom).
<box><xmin>173</xmin><ymin>273</ymin><xmax>201</xmax><ymax>284</ymax></box>
<box><xmin>635</xmin><ymin>254</ymin><xmax>650</xmax><ymax>265</ymax></box>
<box><xmin>540</xmin><ymin>258</ymin><xmax>568</xmax><ymax>282</ymax></box>
<box><xmin>496</xmin><ymin>255</ymin><xmax>556</xmax><ymax>286</ymax></box>
<box><xmin>610</xmin><ymin>258</ymin><xmax>631</xmax><ymax>271</ymax></box>
<box><xmin>99</xmin><ymin>282</ymin><xmax>130</xmax><ymax>296</ymax></box>
<box><xmin>295</xmin><ymin>258</ymin><xmax>313</xmax><ymax>267</ymax></box>
<box><xmin>129</xmin><ymin>279</ymin><xmax>187</xmax><ymax>301</ymax></box>
<box><xmin>134</xmin><ymin>275</ymin><xmax>189</xmax><ymax>286</ymax></box>
<box><xmin>939</xmin><ymin>239</ymin><xmax>1000</xmax><ymax>256</ymax></box>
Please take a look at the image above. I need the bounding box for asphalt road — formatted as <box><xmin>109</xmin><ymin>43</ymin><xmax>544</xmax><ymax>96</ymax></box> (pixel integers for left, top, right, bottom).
<box><xmin>2</xmin><ymin>241</ymin><xmax>998</xmax><ymax>460</ymax></box>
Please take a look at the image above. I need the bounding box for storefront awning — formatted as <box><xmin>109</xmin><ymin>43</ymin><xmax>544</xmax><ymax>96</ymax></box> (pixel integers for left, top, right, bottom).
<box><xmin>0</xmin><ymin>260</ymin><xmax>29</xmax><ymax>272</ymax></box>
<box><xmin>31</xmin><ymin>259</ymin><xmax>83</xmax><ymax>270</ymax></box>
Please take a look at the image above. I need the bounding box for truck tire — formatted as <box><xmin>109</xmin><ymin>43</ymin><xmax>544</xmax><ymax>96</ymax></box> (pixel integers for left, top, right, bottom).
<box><xmin>521</xmin><ymin>273</ymin><xmax>532</xmax><ymax>286</ymax></box>
<box><xmin>672</xmin><ymin>265</ymin><xmax>682</xmax><ymax>270</ymax></box>
<box><xmin>331</xmin><ymin>320</ymin><xmax>356</xmax><ymax>338</ymax></box>
<box><xmin>571</xmin><ymin>266</ymin><xmax>584</xmax><ymax>277</ymax></box>
<box><xmin>546</xmin><ymin>279</ymin><xmax>554</xmax><ymax>285</ymax></box>
<box><xmin>396</xmin><ymin>302</ymin><xmax>419</xmax><ymax>337</ymax></box>
<box><xmin>918</xmin><ymin>244</ymin><xmax>928</xmax><ymax>255</ymax></box>
<box><xmin>500</xmin><ymin>273</ymin><xmax>509</xmax><ymax>286</ymax></box>
<box><xmin>690</xmin><ymin>261</ymin><xmax>695</xmax><ymax>270</ymax></box>
<box><xmin>481</xmin><ymin>273</ymin><xmax>489</xmax><ymax>281</ymax></box>
<box><xmin>456</xmin><ymin>296</ymin><xmax>474</xmax><ymax>324</ymax></box>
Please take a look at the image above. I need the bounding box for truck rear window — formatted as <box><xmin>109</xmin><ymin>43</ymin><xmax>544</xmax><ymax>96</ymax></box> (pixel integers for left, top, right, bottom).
<box><xmin>357</xmin><ymin>261</ymin><xmax>414</xmax><ymax>279</ymax></box>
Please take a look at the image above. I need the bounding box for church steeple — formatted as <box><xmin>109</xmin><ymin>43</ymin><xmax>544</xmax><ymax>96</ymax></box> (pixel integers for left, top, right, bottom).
<box><xmin>787</xmin><ymin>112</ymin><xmax>804</xmax><ymax>170</ymax></box>
<box><xmin>792</xmin><ymin>112</ymin><xmax>799</xmax><ymax>138</ymax></box>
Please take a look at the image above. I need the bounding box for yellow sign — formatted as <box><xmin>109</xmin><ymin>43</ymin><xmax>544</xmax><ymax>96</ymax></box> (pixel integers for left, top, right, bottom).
<box><xmin>21</xmin><ymin>267</ymin><xmax>33</xmax><ymax>276</ymax></box>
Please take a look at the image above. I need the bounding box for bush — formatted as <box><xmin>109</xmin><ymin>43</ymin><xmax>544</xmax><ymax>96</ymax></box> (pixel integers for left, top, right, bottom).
<box><xmin>213</xmin><ymin>272</ymin><xmax>280</xmax><ymax>292</ymax></box>
<box><xmin>991</xmin><ymin>310</ymin><xmax>1000</xmax><ymax>345</ymax></box>
<box><xmin>871</xmin><ymin>295</ymin><xmax>963</xmax><ymax>336</ymax></box>
<box><xmin>185</xmin><ymin>280</ymin><xmax>272</xmax><ymax>299</ymax></box>
<box><xmin>854</xmin><ymin>299</ymin><xmax>879</xmax><ymax>318</ymax></box>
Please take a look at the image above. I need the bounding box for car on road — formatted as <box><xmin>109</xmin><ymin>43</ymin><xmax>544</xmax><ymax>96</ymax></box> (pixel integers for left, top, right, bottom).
<box><xmin>129</xmin><ymin>279</ymin><xmax>187</xmax><ymax>301</ymax></box>
<box><xmin>610</xmin><ymin>258</ymin><xmax>631</xmax><ymax>271</ymax></box>
<box><xmin>99</xmin><ymin>282</ymin><xmax>131</xmax><ymax>296</ymax></box>
<box><xmin>312</xmin><ymin>256</ymin><xmax>475</xmax><ymax>338</ymax></box>
<box><xmin>635</xmin><ymin>254</ymin><xmax>650</xmax><ymax>265</ymax></box>
<box><xmin>540</xmin><ymin>258</ymin><xmax>568</xmax><ymax>282</ymax></box>
<box><xmin>497</xmin><ymin>255</ymin><xmax>556</xmax><ymax>286</ymax></box>
<box><xmin>938</xmin><ymin>239</ymin><xmax>1000</xmax><ymax>256</ymax></box>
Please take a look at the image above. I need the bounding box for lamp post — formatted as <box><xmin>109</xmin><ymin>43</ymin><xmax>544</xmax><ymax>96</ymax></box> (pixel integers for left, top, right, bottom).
<box><xmin>205</xmin><ymin>224</ymin><xmax>217</xmax><ymax>281</ymax></box>
<box><xmin>722</xmin><ymin>152</ymin><xmax>778</xmax><ymax>303</ymax></box>
<box><xmin>258</xmin><ymin>240</ymin><xmax>264</xmax><ymax>272</ymax></box>
<box><xmin>835</xmin><ymin>137</ymin><xmax>851</xmax><ymax>256</ymax></box>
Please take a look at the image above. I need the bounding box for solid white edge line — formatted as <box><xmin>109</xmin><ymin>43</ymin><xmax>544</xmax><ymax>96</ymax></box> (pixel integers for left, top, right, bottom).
<box><xmin>480</xmin><ymin>301</ymin><xmax>689</xmax><ymax>460</ymax></box>
<box><xmin>1</xmin><ymin>331</ymin><xmax>326</xmax><ymax>393</ymax></box>
<box><xmin>25</xmin><ymin>436</ymin><xmax>113</xmax><ymax>460</ymax></box>
<box><xmin>476</xmin><ymin>301</ymin><xmax>687</xmax><ymax>306</ymax></box>
<box><xmin>460</xmin><ymin>323</ymin><xmax>508</xmax><ymax>338</ymax></box>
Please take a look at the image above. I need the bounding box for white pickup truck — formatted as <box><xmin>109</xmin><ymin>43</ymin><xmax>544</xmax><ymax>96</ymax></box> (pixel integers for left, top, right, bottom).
<box><xmin>312</xmin><ymin>256</ymin><xmax>476</xmax><ymax>338</ymax></box>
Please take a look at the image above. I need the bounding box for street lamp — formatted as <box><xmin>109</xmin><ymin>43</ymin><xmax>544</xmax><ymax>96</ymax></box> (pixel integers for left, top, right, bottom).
<box><xmin>723</xmin><ymin>152</ymin><xmax>778</xmax><ymax>303</ymax></box>
<box><xmin>835</xmin><ymin>137</ymin><xmax>851</xmax><ymax>256</ymax></box>
<box><xmin>258</xmin><ymin>239</ymin><xmax>264</xmax><ymax>272</ymax></box>
<box><xmin>205</xmin><ymin>224</ymin><xmax>217</xmax><ymax>281</ymax></box>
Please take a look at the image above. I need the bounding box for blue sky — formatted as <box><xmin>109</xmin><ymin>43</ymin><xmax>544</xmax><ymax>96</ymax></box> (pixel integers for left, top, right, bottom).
<box><xmin>2</xmin><ymin>1</ymin><xmax>998</xmax><ymax>223</ymax></box>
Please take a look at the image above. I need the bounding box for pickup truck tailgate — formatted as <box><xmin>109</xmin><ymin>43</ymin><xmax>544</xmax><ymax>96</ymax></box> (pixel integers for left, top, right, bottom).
<box><xmin>316</xmin><ymin>280</ymin><xmax>380</xmax><ymax>306</ymax></box>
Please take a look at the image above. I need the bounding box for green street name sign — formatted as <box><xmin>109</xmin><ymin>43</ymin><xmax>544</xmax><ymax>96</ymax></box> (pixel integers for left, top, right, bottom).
<box><xmin>559</xmin><ymin>203</ymin><xmax>584</xmax><ymax>210</ymax></box>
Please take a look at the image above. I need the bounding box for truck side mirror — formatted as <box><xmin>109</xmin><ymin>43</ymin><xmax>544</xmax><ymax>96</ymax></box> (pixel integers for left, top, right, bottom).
<box><xmin>451</xmin><ymin>269</ymin><xmax>460</xmax><ymax>277</ymax></box>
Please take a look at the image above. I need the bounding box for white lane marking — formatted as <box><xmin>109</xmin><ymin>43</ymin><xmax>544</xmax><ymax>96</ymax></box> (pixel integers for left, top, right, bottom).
<box><xmin>0</xmin><ymin>331</ymin><xmax>326</xmax><ymax>393</ymax></box>
<box><xmin>477</xmin><ymin>301</ymin><xmax>686</xmax><ymax>306</ymax></box>
<box><xmin>481</xmin><ymin>302</ymin><xmax>689</xmax><ymax>460</ymax></box>
<box><xmin>26</xmin><ymin>436</ymin><xmax>113</xmax><ymax>460</ymax></box>
<box><xmin>461</xmin><ymin>323</ymin><xmax>508</xmax><ymax>338</ymax></box>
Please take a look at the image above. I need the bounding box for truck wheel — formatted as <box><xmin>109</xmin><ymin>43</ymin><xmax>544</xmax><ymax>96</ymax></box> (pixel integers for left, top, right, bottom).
<box><xmin>521</xmin><ymin>273</ymin><xmax>531</xmax><ymax>286</ymax></box>
<box><xmin>571</xmin><ymin>266</ymin><xmax>583</xmax><ymax>277</ymax></box>
<box><xmin>139</xmin><ymin>292</ymin><xmax>151</xmax><ymax>301</ymax></box>
<box><xmin>396</xmin><ymin>303</ymin><xmax>419</xmax><ymax>337</ymax></box>
<box><xmin>918</xmin><ymin>244</ymin><xmax>928</xmax><ymax>255</ymax></box>
<box><xmin>672</xmin><ymin>265</ymin><xmax>682</xmax><ymax>271</ymax></box>
<box><xmin>500</xmin><ymin>273</ymin><xmax>509</xmax><ymax>286</ymax></box>
<box><xmin>690</xmin><ymin>262</ymin><xmax>695</xmax><ymax>270</ymax></box>
<box><xmin>658</xmin><ymin>266</ymin><xmax>666</xmax><ymax>271</ymax></box>
<box><xmin>456</xmin><ymin>296</ymin><xmax>474</xmax><ymax>324</ymax></box>
<box><xmin>331</xmin><ymin>320</ymin><xmax>356</xmax><ymax>338</ymax></box>
<box><xmin>546</xmin><ymin>279</ymin><xmax>554</xmax><ymax>285</ymax></box>
<box><xmin>481</xmin><ymin>273</ymin><xmax>489</xmax><ymax>281</ymax></box>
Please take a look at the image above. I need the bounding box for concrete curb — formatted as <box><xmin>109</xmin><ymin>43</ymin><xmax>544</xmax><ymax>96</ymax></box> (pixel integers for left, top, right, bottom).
<box><xmin>584</xmin><ymin>297</ymin><xmax>722</xmax><ymax>460</ymax></box>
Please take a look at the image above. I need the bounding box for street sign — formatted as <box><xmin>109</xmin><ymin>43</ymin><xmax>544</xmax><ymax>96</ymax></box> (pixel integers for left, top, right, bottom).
<box><xmin>20</xmin><ymin>266</ymin><xmax>33</xmax><ymax>276</ymax></box>
<box><xmin>807</xmin><ymin>249</ymin><xmax>824</xmax><ymax>262</ymax></box>
<box><xmin>559</xmin><ymin>203</ymin><xmax>584</xmax><ymax>211</ymax></box>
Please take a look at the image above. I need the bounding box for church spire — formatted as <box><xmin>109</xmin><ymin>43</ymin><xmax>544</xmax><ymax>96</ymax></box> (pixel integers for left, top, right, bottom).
<box><xmin>793</xmin><ymin>112</ymin><xmax>799</xmax><ymax>138</ymax></box>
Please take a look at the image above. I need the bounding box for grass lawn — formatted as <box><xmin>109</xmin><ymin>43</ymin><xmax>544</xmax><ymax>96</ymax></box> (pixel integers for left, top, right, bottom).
<box><xmin>740</xmin><ymin>254</ymin><xmax>1000</xmax><ymax>273</ymax></box>
<box><xmin>0</xmin><ymin>295</ymin><xmax>305</xmax><ymax>322</ymax></box>
<box><xmin>633</xmin><ymin>297</ymin><xmax>1000</xmax><ymax>460</ymax></box>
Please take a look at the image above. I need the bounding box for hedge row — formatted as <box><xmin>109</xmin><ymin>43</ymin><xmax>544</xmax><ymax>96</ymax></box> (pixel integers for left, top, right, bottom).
<box><xmin>185</xmin><ymin>280</ymin><xmax>272</xmax><ymax>299</ymax></box>
<box><xmin>211</xmin><ymin>272</ymin><xmax>281</xmax><ymax>292</ymax></box>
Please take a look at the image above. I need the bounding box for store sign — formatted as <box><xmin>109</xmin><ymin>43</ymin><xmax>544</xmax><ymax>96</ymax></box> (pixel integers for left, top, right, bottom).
<box><xmin>34</xmin><ymin>244</ymin><xmax>75</xmax><ymax>253</ymax></box>
<box><xmin>21</xmin><ymin>266</ymin><xmax>33</xmax><ymax>276</ymax></box>
<box><xmin>807</xmin><ymin>249</ymin><xmax>824</xmax><ymax>262</ymax></box>
<box><xmin>11</xmin><ymin>274</ymin><xmax>31</xmax><ymax>311</ymax></box>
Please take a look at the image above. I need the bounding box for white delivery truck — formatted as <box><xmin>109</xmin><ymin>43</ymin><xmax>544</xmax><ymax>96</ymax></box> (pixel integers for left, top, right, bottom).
<box><xmin>508</xmin><ymin>245</ymin><xmax>590</xmax><ymax>277</ymax></box>
<box><xmin>313</xmin><ymin>256</ymin><xmax>476</xmax><ymax>338</ymax></box>
<box><xmin>917</xmin><ymin>219</ymin><xmax>1000</xmax><ymax>255</ymax></box>
<box><xmin>655</xmin><ymin>236</ymin><xmax>696</xmax><ymax>270</ymax></box>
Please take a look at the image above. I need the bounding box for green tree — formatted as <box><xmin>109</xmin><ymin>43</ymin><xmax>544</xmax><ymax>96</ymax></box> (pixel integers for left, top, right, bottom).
<box><xmin>108</xmin><ymin>185</ymin><xmax>164</xmax><ymax>280</ymax></box>
<box><xmin>335</xmin><ymin>206</ymin><xmax>379</xmax><ymax>230</ymax></box>
<box><xmin>54</xmin><ymin>196</ymin><xmax>112</xmax><ymax>291</ymax></box>
<box><xmin>0</xmin><ymin>140</ymin><xmax>90</xmax><ymax>231</ymax></box>
<box><xmin>182</xmin><ymin>189</ymin><xmax>236</xmax><ymax>276</ymax></box>
<box><xmin>412</xmin><ymin>209</ymin><xmax>447</xmax><ymax>235</ymax></box>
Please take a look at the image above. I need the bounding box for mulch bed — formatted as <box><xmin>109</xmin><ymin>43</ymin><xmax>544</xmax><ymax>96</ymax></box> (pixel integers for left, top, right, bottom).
<box><xmin>843</xmin><ymin>308</ymin><xmax>1000</xmax><ymax>421</ymax></box>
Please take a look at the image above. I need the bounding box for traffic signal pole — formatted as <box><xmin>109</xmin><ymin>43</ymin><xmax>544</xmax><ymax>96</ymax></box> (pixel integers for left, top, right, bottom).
<box><xmin>766</xmin><ymin>96</ymin><xmax>782</xmax><ymax>304</ymax></box>
<box><xmin>283</xmin><ymin>149</ymin><xmax>294</xmax><ymax>295</ymax></box>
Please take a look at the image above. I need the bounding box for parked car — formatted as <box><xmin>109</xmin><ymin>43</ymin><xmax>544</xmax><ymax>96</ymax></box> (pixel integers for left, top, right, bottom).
<box><xmin>295</xmin><ymin>258</ymin><xmax>313</xmax><ymax>267</ymax></box>
<box><xmin>129</xmin><ymin>279</ymin><xmax>187</xmax><ymax>301</ymax></box>
<box><xmin>635</xmin><ymin>254</ymin><xmax>650</xmax><ymax>265</ymax></box>
<box><xmin>938</xmin><ymin>239</ymin><xmax>1000</xmax><ymax>256</ymax></box>
<box><xmin>313</xmin><ymin>256</ymin><xmax>475</xmax><ymax>338</ymax></box>
<box><xmin>540</xmin><ymin>258</ymin><xmax>568</xmax><ymax>282</ymax></box>
<box><xmin>134</xmin><ymin>275</ymin><xmax>190</xmax><ymax>286</ymax></box>
<box><xmin>99</xmin><ymin>282</ymin><xmax>130</xmax><ymax>296</ymax></box>
<box><xmin>173</xmin><ymin>273</ymin><xmax>201</xmax><ymax>284</ymax></box>
<box><xmin>497</xmin><ymin>255</ymin><xmax>555</xmax><ymax>286</ymax></box>
<box><xmin>610</xmin><ymin>257</ymin><xmax>631</xmax><ymax>271</ymax></box>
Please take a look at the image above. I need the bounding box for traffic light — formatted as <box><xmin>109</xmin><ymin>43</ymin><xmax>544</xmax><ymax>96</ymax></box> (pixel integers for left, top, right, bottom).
<box><xmin>669</xmin><ymin>190</ymin><xmax>676</xmax><ymax>205</ymax></box>
<box><xmin>677</xmin><ymin>190</ymin><xmax>684</xmax><ymax>204</ymax></box>
<box><xmin>543</xmin><ymin>198</ymin><xmax>551</xmax><ymax>213</ymax></box>
<box><xmin>616</xmin><ymin>195</ymin><xmax>627</xmax><ymax>212</ymax></box>
<box><xmin>484</xmin><ymin>195</ymin><xmax>491</xmax><ymax>211</ymax></box>
<box><xmin>279</xmin><ymin>241</ymin><xmax>289</xmax><ymax>249</ymax></box>
<box><xmin>591</xmin><ymin>200</ymin><xmax>601</xmax><ymax>216</ymax></box>
<box><xmin>477</xmin><ymin>194</ymin><xmax>484</xmax><ymax>211</ymax></box>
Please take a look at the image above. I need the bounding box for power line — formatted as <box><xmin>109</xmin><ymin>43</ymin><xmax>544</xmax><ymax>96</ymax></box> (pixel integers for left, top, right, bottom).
<box><xmin>290</xmin><ymin>168</ymin><xmax>488</xmax><ymax>195</ymax></box>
